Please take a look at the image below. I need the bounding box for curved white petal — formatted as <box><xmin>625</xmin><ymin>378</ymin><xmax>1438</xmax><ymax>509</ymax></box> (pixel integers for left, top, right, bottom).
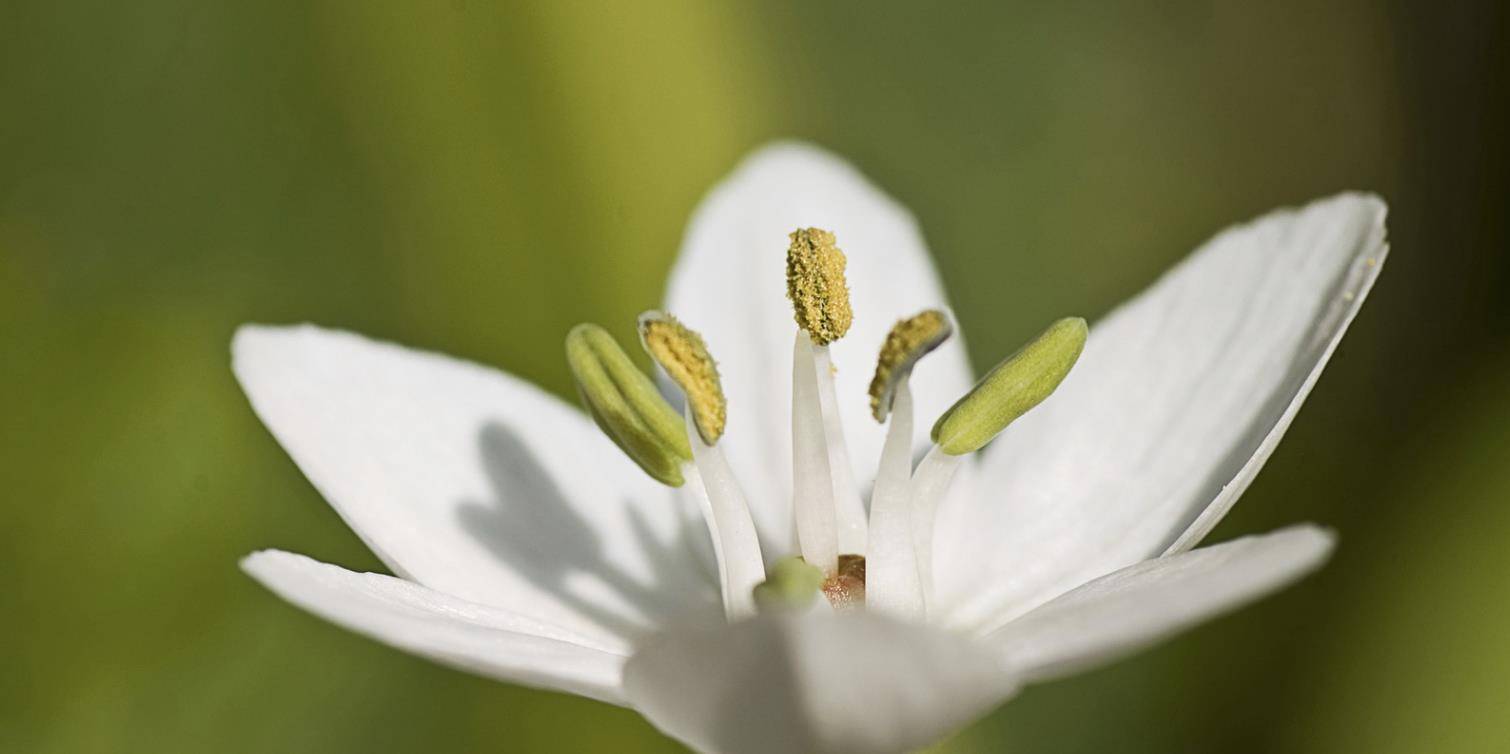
<box><xmin>624</xmin><ymin>612</ymin><xmax>1016</xmax><ymax>754</ymax></box>
<box><xmin>665</xmin><ymin>143</ymin><xmax>975</xmax><ymax>556</ymax></box>
<box><xmin>242</xmin><ymin>550</ymin><xmax>629</xmax><ymax>705</ymax></box>
<box><xmin>987</xmin><ymin>524</ymin><xmax>1333</xmax><ymax>682</ymax></box>
<box><xmin>939</xmin><ymin>194</ymin><xmax>1386</xmax><ymax>627</ymax></box>
<box><xmin>233</xmin><ymin>324</ymin><xmax>721</xmax><ymax>647</ymax></box>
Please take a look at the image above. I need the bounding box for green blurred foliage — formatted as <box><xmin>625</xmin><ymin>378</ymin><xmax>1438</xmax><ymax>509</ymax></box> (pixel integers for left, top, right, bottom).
<box><xmin>1</xmin><ymin>1</ymin><xmax>1505</xmax><ymax>752</ymax></box>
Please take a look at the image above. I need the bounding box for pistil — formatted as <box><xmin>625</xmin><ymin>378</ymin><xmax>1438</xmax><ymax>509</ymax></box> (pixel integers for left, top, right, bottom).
<box><xmin>821</xmin><ymin>554</ymin><xmax>867</xmax><ymax>610</ymax></box>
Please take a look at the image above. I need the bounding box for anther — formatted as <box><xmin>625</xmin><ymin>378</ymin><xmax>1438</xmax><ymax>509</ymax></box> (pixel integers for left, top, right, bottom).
<box><xmin>785</xmin><ymin>228</ymin><xmax>853</xmax><ymax>345</ymax></box>
<box><xmin>639</xmin><ymin>311</ymin><xmax>727</xmax><ymax>445</ymax></box>
<box><xmin>565</xmin><ymin>323</ymin><xmax>691</xmax><ymax>486</ymax></box>
<box><xmin>868</xmin><ymin>309</ymin><xmax>953</xmax><ymax>422</ymax></box>
<box><xmin>931</xmin><ymin>317</ymin><xmax>1087</xmax><ymax>455</ymax></box>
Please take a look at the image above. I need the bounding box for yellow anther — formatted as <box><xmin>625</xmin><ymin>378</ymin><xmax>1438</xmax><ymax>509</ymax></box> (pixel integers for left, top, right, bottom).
<box><xmin>785</xmin><ymin>228</ymin><xmax>853</xmax><ymax>345</ymax></box>
<box><xmin>639</xmin><ymin>311</ymin><xmax>727</xmax><ymax>445</ymax></box>
<box><xmin>867</xmin><ymin>309</ymin><xmax>953</xmax><ymax>422</ymax></box>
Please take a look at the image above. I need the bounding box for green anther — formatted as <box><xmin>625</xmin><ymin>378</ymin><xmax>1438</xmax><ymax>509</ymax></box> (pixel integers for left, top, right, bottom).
<box><xmin>638</xmin><ymin>311</ymin><xmax>727</xmax><ymax>445</ymax></box>
<box><xmin>931</xmin><ymin>317</ymin><xmax>1088</xmax><ymax>455</ymax></box>
<box><xmin>565</xmin><ymin>323</ymin><xmax>692</xmax><ymax>486</ymax></box>
<box><xmin>752</xmin><ymin>556</ymin><xmax>826</xmax><ymax>611</ymax></box>
<box><xmin>868</xmin><ymin>309</ymin><xmax>953</xmax><ymax>422</ymax></box>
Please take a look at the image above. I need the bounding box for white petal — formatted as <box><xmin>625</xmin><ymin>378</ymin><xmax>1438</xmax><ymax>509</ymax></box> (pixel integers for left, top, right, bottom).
<box><xmin>624</xmin><ymin>612</ymin><xmax>1016</xmax><ymax>754</ymax></box>
<box><xmin>233</xmin><ymin>324</ymin><xmax>720</xmax><ymax>647</ymax></box>
<box><xmin>665</xmin><ymin>143</ymin><xmax>975</xmax><ymax>557</ymax></box>
<box><xmin>987</xmin><ymin>525</ymin><xmax>1333</xmax><ymax>682</ymax></box>
<box><xmin>939</xmin><ymin>194</ymin><xmax>1386</xmax><ymax>627</ymax></box>
<box><xmin>243</xmin><ymin>550</ymin><xmax>629</xmax><ymax>705</ymax></box>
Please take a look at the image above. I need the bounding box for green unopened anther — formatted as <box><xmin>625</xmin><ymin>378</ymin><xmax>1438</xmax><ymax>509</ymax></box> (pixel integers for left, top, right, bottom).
<box><xmin>868</xmin><ymin>309</ymin><xmax>953</xmax><ymax>422</ymax></box>
<box><xmin>753</xmin><ymin>556</ymin><xmax>826</xmax><ymax>611</ymax></box>
<box><xmin>931</xmin><ymin>317</ymin><xmax>1087</xmax><ymax>455</ymax></box>
<box><xmin>566</xmin><ymin>323</ymin><xmax>691</xmax><ymax>486</ymax></box>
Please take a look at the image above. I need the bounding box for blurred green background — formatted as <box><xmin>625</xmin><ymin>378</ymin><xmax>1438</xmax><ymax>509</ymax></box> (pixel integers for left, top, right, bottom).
<box><xmin>3</xmin><ymin>1</ymin><xmax>1507</xmax><ymax>752</ymax></box>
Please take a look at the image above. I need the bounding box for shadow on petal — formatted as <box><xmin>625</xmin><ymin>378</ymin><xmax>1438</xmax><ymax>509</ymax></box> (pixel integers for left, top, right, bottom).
<box><xmin>457</xmin><ymin>421</ymin><xmax>721</xmax><ymax>640</ymax></box>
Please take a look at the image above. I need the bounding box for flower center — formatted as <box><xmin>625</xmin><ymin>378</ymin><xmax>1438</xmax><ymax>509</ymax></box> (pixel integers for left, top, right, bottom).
<box><xmin>565</xmin><ymin>227</ymin><xmax>1088</xmax><ymax>622</ymax></box>
<box><xmin>821</xmin><ymin>554</ymin><xmax>867</xmax><ymax>610</ymax></box>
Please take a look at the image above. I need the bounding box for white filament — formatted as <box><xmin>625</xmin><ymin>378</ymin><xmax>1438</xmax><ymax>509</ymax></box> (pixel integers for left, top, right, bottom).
<box><xmin>792</xmin><ymin>332</ymin><xmax>839</xmax><ymax>574</ymax></box>
<box><xmin>810</xmin><ymin>344</ymin><xmax>868</xmax><ymax>555</ymax></box>
<box><xmin>865</xmin><ymin>380</ymin><xmax>924</xmax><ymax>620</ymax></box>
<box><xmin>910</xmin><ymin>445</ymin><xmax>963</xmax><ymax>612</ymax></box>
<box><xmin>685</xmin><ymin>411</ymin><xmax>765</xmax><ymax>620</ymax></box>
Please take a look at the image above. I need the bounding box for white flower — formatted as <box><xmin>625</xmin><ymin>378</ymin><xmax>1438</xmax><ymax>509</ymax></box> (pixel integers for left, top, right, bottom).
<box><xmin>235</xmin><ymin>143</ymin><xmax>1387</xmax><ymax>754</ymax></box>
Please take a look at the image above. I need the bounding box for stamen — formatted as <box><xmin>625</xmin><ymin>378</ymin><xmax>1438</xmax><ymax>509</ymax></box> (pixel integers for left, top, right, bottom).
<box><xmin>635</xmin><ymin>313</ymin><xmax>764</xmax><ymax>620</ymax></box>
<box><xmin>753</xmin><ymin>556</ymin><xmax>825</xmax><ymax>612</ymax></box>
<box><xmin>866</xmin><ymin>310</ymin><xmax>953</xmax><ymax>620</ymax></box>
<box><xmin>791</xmin><ymin>333</ymin><xmax>840</xmax><ymax>574</ymax></box>
<box><xmin>868</xmin><ymin>309</ymin><xmax>953</xmax><ymax>422</ymax></box>
<box><xmin>931</xmin><ymin>317</ymin><xmax>1088</xmax><ymax>455</ymax></box>
<box><xmin>908</xmin><ymin>317</ymin><xmax>1085</xmax><ymax>608</ymax></box>
<box><xmin>785</xmin><ymin>228</ymin><xmax>853</xmax><ymax>345</ymax></box>
<box><xmin>565</xmin><ymin>323</ymin><xmax>691</xmax><ymax>486</ymax></box>
<box><xmin>784</xmin><ymin>228</ymin><xmax>866</xmax><ymax>557</ymax></box>
<box><xmin>639</xmin><ymin>311</ymin><xmax>726</xmax><ymax>445</ymax></box>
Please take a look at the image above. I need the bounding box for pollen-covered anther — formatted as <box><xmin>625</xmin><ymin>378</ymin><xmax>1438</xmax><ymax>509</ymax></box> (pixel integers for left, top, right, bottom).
<box><xmin>868</xmin><ymin>309</ymin><xmax>953</xmax><ymax>422</ymax></box>
<box><xmin>639</xmin><ymin>311</ymin><xmax>727</xmax><ymax>445</ymax></box>
<box><xmin>785</xmin><ymin>227</ymin><xmax>853</xmax><ymax>345</ymax></box>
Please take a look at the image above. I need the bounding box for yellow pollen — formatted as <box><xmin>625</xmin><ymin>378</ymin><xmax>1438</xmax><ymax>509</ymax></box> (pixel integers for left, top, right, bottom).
<box><xmin>639</xmin><ymin>312</ymin><xmax>727</xmax><ymax>444</ymax></box>
<box><xmin>785</xmin><ymin>228</ymin><xmax>853</xmax><ymax>345</ymax></box>
<box><xmin>867</xmin><ymin>309</ymin><xmax>953</xmax><ymax>421</ymax></box>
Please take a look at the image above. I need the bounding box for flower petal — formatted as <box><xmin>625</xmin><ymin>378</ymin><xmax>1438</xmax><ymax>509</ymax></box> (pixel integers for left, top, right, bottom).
<box><xmin>233</xmin><ymin>324</ymin><xmax>721</xmax><ymax>647</ymax></box>
<box><xmin>243</xmin><ymin>550</ymin><xmax>629</xmax><ymax>704</ymax></box>
<box><xmin>986</xmin><ymin>524</ymin><xmax>1333</xmax><ymax>682</ymax></box>
<box><xmin>938</xmin><ymin>194</ymin><xmax>1386</xmax><ymax>627</ymax></box>
<box><xmin>624</xmin><ymin>612</ymin><xmax>1016</xmax><ymax>754</ymax></box>
<box><xmin>665</xmin><ymin>143</ymin><xmax>975</xmax><ymax>556</ymax></box>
